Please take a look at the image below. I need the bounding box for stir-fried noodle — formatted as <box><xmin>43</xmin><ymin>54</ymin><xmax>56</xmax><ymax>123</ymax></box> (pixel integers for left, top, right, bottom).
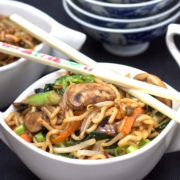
<box><xmin>6</xmin><ymin>72</ymin><xmax>171</xmax><ymax>159</ymax></box>
<box><xmin>0</xmin><ymin>16</ymin><xmax>40</xmax><ymax>66</ymax></box>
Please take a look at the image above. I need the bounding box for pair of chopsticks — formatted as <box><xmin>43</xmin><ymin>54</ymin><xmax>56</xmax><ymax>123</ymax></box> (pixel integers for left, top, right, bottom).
<box><xmin>9</xmin><ymin>15</ymin><xmax>180</xmax><ymax>100</ymax></box>
<box><xmin>0</xmin><ymin>14</ymin><xmax>179</xmax><ymax>123</ymax></box>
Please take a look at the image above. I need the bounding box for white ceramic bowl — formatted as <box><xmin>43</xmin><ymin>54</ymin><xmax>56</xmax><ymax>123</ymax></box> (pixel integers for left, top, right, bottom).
<box><xmin>66</xmin><ymin>0</ymin><xmax>180</xmax><ymax>29</ymax></box>
<box><xmin>166</xmin><ymin>23</ymin><xmax>180</xmax><ymax>67</ymax></box>
<box><xmin>76</xmin><ymin>0</ymin><xmax>174</xmax><ymax>18</ymax></box>
<box><xmin>0</xmin><ymin>63</ymin><xmax>179</xmax><ymax>180</ymax></box>
<box><xmin>0</xmin><ymin>0</ymin><xmax>86</xmax><ymax>110</ymax></box>
<box><xmin>63</xmin><ymin>0</ymin><xmax>180</xmax><ymax>56</ymax></box>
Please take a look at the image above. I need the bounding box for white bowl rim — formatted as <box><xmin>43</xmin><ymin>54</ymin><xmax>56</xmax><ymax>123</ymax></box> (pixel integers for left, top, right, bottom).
<box><xmin>0</xmin><ymin>0</ymin><xmax>52</xmax><ymax>72</ymax></box>
<box><xmin>66</xmin><ymin>0</ymin><xmax>180</xmax><ymax>23</ymax></box>
<box><xmin>0</xmin><ymin>63</ymin><xmax>177</xmax><ymax>166</ymax></box>
<box><xmin>64</xmin><ymin>0</ymin><xmax>180</xmax><ymax>33</ymax></box>
<box><xmin>76</xmin><ymin>0</ymin><xmax>167</xmax><ymax>8</ymax></box>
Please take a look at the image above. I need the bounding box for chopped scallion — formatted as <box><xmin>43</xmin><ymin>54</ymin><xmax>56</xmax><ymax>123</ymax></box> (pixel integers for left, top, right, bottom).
<box><xmin>126</xmin><ymin>145</ymin><xmax>138</xmax><ymax>154</ymax></box>
<box><xmin>15</xmin><ymin>124</ymin><xmax>25</xmax><ymax>135</ymax></box>
<box><xmin>35</xmin><ymin>132</ymin><xmax>45</xmax><ymax>142</ymax></box>
<box><xmin>139</xmin><ymin>139</ymin><xmax>151</xmax><ymax>147</ymax></box>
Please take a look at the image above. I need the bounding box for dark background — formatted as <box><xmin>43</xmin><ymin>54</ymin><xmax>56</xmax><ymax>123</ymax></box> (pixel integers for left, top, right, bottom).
<box><xmin>0</xmin><ymin>0</ymin><xmax>180</xmax><ymax>179</ymax></box>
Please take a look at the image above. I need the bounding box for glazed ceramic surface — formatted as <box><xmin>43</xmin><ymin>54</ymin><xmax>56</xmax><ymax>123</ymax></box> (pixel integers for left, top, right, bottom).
<box><xmin>166</xmin><ymin>23</ymin><xmax>180</xmax><ymax>67</ymax></box>
<box><xmin>95</xmin><ymin>0</ymin><xmax>156</xmax><ymax>3</ymax></box>
<box><xmin>76</xmin><ymin>0</ymin><xmax>174</xmax><ymax>18</ymax></box>
<box><xmin>66</xmin><ymin>0</ymin><xmax>180</xmax><ymax>29</ymax></box>
<box><xmin>63</xmin><ymin>0</ymin><xmax>180</xmax><ymax>56</ymax></box>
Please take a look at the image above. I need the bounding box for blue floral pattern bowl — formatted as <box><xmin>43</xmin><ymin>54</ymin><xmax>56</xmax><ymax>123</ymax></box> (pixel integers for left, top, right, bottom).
<box><xmin>76</xmin><ymin>0</ymin><xmax>174</xmax><ymax>18</ymax></box>
<box><xmin>63</xmin><ymin>0</ymin><xmax>180</xmax><ymax>56</ymax></box>
<box><xmin>66</xmin><ymin>0</ymin><xmax>180</xmax><ymax>29</ymax></box>
<box><xmin>97</xmin><ymin>0</ymin><xmax>155</xmax><ymax>3</ymax></box>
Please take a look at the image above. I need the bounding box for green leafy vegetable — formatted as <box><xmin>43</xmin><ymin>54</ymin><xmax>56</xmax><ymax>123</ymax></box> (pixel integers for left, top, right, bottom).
<box><xmin>13</xmin><ymin>103</ymin><xmax>28</xmax><ymax>113</ymax></box>
<box><xmin>156</xmin><ymin>118</ymin><xmax>170</xmax><ymax>131</ymax></box>
<box><xmin>155</xmin><ymin>111</ymin><xmax>163</xmax><ymax>117</ymax></box>
<box><xmin>44</xmin><ymin>83</ymin><xmax>55</xmax><ymax>92</ymax></box>
<box><xmin>105</xmin><ymin>146</ymin><xmax>126</xmax><ymax>157</ymax></box>
<box><xmin>55</xmin><ymin>74</ymin><xmax>95</xmax><ymax>89</ymax></box>
<box><xmin>139</xmin><ymin>139</ymin><xmax>151</xmax><ymax>147</ymax></box>
<box><xmin>85</xmin><ymin>132</ymin><xmax>112</xmax><ymax>141</ymax></box>
<box><xmin>35</xmin><ymin>84</ymin><xmax>55</xmax><ymax>94</ymax></box>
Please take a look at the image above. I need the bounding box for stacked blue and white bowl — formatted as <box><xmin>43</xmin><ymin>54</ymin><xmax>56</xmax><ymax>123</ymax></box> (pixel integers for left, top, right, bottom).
<box><xmin>63</xmin><ymin>0</ymin><xmax>180</xmax><ymax>56</ymax></box>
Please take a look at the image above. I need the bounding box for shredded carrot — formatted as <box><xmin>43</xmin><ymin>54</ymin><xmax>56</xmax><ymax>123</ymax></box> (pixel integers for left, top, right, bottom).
<box><xmin>118</xmin><ymin>107</ymin><xmax>144</xmax><ymax>135</ymax></box>
<box><xmin>20</xmin><ymin>133</ymin><xmax>32</xmax><ymax>143</ymax></box>
<box><xmin>52</xmin><ymin>121</ymin><xmax>81</xmax><ymax>144</ymax></box>
<box><xmin>53</xmin><ymin>84</ymin><xmax>63</xmax><ymax>89</ymax></box>
<box><xmin>115</xmin><ymin>108</ymin><xmax>123</xmax><ymax>120</ymax></box>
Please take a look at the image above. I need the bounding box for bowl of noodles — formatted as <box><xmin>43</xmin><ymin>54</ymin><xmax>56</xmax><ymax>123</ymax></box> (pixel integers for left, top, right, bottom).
<box><xmin>0</xmin><ymin>0</ymin><xmax>86</xmax><ymax>109</ymax></box>
<box><xmin>0</xmin><ymin>63</ymin><xmax>179</xmax><ymax>180</ymax></box>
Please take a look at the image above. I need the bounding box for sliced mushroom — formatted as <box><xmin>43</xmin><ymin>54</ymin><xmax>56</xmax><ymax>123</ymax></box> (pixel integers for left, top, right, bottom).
<box><xmin>24</xmin><ymin>112</ymin><xmax>43</xmax><ymax>133</ymax></box>
<box><xmin>134</xmin><ymin>73</ymin><xmax>172</xmax><ymax>107</ymax></box>
<box><xmin>98</xmin><ymin>124</ymin><xmax>117</xmax><ymax>136</ymax></box>
<box><xmin>66</xmin><ymin>83</ymin><xmax>116</xmax><ymax>110</ymax></box>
